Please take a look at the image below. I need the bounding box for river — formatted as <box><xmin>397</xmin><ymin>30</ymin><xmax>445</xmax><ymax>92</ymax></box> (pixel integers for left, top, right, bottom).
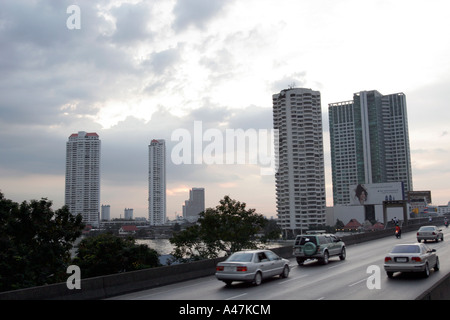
<box><xmin>135</xmin><ymin>238</ymin><xmax>292</xmax><ymax>256</ymax></box>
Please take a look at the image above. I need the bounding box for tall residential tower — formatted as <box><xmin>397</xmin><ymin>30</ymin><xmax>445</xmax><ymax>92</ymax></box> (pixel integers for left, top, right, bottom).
<box><xmin>148</xmin><ymin>139</ymin><xmax>166</xmax><ymax>225</ymax></box>
<box><xmin>273</xmin><ymin>88</ymin><xmax>326</xmax><ymax>236</ymax></box>
<box><xmin>328</xmin><ymin>90</ymin><xmax>413</xmax><ymax>205</ymax></box>
<box><xmin>65</xmin><ymin>131</ymin><xmax>101</xmax><ymax>227</ymax></box>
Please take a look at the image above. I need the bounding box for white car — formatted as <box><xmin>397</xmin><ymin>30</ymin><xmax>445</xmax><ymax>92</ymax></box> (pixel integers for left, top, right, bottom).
<box><xmin>384</xmin><ymin>243</ymin><xmax>439</xmax><ymax>278</ymax></box>
<box><xmin>417</xmin><ymin>226</ymin><xmax>443</xmax><ymax>243</ymax></box>
<box><xmin>215</xmin><ymin>250</ymin><xmax>290</xmax><ymax>286</ymax></box>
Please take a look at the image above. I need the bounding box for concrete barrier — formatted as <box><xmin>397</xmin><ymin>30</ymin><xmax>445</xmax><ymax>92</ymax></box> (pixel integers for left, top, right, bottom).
<box><xmin>0</xmin><ymin>218</ymin><xmax>447</xmax><ymax>300</ymax></box>
<box><xmin>417</xmin><ymin>272</ymin><xmax>450</xmax><ymax>300</ymax></box>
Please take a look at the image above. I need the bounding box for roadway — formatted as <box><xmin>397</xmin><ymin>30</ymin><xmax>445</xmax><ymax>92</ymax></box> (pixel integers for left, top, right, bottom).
<box><xmin>109</xmin><ymin>225</ymin><xmax>450</xmax><ymax>300</ymax></box>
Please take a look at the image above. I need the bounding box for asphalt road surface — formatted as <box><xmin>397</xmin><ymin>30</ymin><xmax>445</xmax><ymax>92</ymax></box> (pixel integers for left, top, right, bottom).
<box><xmin>109</xmin><ymin>226</ymin><xmax>450</xmax><ymax>300</ymax></box>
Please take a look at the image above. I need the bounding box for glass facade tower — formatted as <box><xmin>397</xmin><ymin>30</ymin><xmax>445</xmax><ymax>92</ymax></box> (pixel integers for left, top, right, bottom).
<box><xmin>329</xmin><ymin>90</ymin><xmax>413</xmax><ymax>205</ymax></box>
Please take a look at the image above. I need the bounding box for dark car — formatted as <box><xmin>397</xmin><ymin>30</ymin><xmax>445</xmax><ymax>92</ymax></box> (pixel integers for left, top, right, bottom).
<box><xmin>293</xmin><ymin>233</ymin><xmax>346</xmax><ymax>265</ymax></box>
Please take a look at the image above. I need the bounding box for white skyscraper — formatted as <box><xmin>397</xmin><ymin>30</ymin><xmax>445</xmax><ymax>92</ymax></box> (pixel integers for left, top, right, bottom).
<box><xmin>65</xmin><ymin>131</ymin><xmax>101</xmax><ymax>227</ymax></box>
<box><xmin>148</xmin><ymin>139</ymin><xmax>166</xmax><ymax>225</ymax></box>
<box><xmin>272</xmin><ymin>88</ymin><xmax>326</xmax><ymax>237</ymax></box>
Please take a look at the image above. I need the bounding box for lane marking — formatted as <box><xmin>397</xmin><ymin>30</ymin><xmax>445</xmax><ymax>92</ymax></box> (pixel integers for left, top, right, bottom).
<box><xmin>279</xmin><ymin>274</ymin><xmax>309</xmax><ymax>284</ymax></box>
<box><xmin>226</xmin><ymin>293</ymin><xmax>248</xmax><ymax>300</ymax></box>
<box><xmin>348</xmin><ymin>277</ymin><xmax>368</xmax><ymax>287</ymax></box>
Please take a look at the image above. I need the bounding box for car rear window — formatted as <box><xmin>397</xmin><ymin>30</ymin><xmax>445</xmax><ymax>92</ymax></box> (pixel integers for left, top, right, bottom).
<box><xmin>295</xmin><ymin>236</ymin><xmax>317</xmax><ymax>246</ymax></box>
<box><xmin>419</xmin><ymin>227</ymin><xmax>435</xmax><ymax>231</ymax></box>
<box><xmin>390</xmin><ymin>245</ymin><xmax>420</xmax><ymax>253</ymax></box>
<box><xmin>226</xmin><ymin>252</ymin><xmax>254</xmax><ymax>262</ymax></box>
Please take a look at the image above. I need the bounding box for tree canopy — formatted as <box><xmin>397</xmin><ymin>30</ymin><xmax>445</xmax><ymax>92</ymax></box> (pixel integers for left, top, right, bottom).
<box><xmin>73</xmin><ymin>233</ymin><xmax>160</xmax><ymax>278</ymax></box>
<box><xmin>170</xmin><ymin>195</ymin><xmax>268</xmax><ymax>261</ymax></box>
<box><xmin>0</xmin><ymin>192</ymin><xmax>84</xmax><ymax>291</ymax></box>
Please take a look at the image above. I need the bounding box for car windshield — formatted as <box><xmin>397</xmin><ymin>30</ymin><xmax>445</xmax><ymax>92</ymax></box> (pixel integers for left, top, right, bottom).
<box><xmin>226</xmin><ymin>252</ymin><xmax>254</xmax><ymax>262</ymax></box>
<box><xmin>419</xmin><ymin>227</ymin><xmax>435</xmax><ymax>231</ymax></box>
<box><xmin>390</xmin><ymin>245</ymin><xmax>420</xmax><ymax>254</ymax></box>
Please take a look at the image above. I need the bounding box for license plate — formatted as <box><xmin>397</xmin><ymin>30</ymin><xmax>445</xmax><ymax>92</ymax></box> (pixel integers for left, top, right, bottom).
<box><xmin>396</xmin><ymin>257</ymin><xmax>408</xmax><ymax>263</ymax></box>
<box><xmin>224</xmin><ymin>266</ymin><xmax>233</xmax><ymax>272</ymax></box>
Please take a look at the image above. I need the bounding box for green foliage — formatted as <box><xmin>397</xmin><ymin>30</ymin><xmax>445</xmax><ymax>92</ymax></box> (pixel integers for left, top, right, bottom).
<box><xmin>72</xmin><ymin>233</ymin><xmax>160</xmax><ymax>278</ymax></box>
<box><xmin>170</xmin><ymin>195</ymin><xmax>267</xmax><ymax>261</ymax></box>
<box><xmin>0</xmin><ymin>192</ymin><xmax>84</xmax><ymax>292</ymax></box>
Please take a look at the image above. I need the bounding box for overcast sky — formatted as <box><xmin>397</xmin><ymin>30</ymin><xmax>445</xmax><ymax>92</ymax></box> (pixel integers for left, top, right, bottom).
<box><xmin>1</xmin><ymin>0</ymin><xmax>450</xmax><ymax>220</ymax></box>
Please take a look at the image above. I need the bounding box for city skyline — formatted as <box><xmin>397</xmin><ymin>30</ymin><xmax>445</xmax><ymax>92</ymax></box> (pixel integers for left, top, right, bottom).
<box><xmin>1</xmin><ymin>1</ymin><xmax>450</xmax><ymax>220</ymax></box>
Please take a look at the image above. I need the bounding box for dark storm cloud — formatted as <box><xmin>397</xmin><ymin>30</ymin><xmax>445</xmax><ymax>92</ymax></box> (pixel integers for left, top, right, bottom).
<box><xmin>0</xmin><ymin>0</ymin><xmax>151</xmax><ymax>127</ymax></box>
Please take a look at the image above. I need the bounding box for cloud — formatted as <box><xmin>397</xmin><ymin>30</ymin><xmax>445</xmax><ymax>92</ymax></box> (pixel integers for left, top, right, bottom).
<box><xmin>109</xmin><ymin>1</ymin><xmax>155</xmax><ymax>45</ymax></box>
<box><xmin>172</xmin><ymin>0</ymin><xmax>233</xmax><ymax>31</ymax></box>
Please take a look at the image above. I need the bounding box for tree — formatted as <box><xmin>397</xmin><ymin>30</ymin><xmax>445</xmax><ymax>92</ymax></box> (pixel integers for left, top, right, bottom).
<box><xmin>170</xmin><ymin>196</ymin><xmax>267</xmax><ymax>261</ymax></box>
<box><xmin>72</xmin><ymin>233</ymin><xmax>160</xmax><ymax>278</ymax></box>
<box><xmin>0</xmin><ymin>193</ymin><xmax>84</xmax><ymax>292</ymax></box>
<box><xmin>260</xmin><ymin>218</ymin><xmax>282</xmax><ymax>243</ymax></box>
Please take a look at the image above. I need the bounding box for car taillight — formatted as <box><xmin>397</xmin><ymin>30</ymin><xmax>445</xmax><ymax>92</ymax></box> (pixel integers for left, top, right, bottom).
<box><xmin>216</xmin><ymin>266</ymin><xmax>224</xmax><ymax>271</ymax></box>
<box><xmin>385</xmin><ymin>257</ymin><xmax>392</xmax><ymax>262</ymax></box>
<box><xmin>236</xmin><ymin>266</ymin><xmax>247</xmax><ymax>272</ymax></box>
<box><xmin>411</xmin><ymin>257</ymin><xmax>422</xmax><ymax>262</ymax></box>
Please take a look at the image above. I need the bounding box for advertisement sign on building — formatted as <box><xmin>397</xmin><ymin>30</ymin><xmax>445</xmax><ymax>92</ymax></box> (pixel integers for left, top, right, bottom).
<box><xmin>349</xmin><ymin>182</ymin><xmax>405</xmax><ymax>206</ymax></box>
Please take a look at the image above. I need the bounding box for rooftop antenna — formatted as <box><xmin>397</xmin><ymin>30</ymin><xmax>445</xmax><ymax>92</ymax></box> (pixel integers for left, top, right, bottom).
<box><xmin>288</xmin><ymin>82</ymin><xmax>296</xmax><ymax>89</ymax></box>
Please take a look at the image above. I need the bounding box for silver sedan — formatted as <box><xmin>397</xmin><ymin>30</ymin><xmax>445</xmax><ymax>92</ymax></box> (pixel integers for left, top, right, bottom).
<box><xmin>417</xmin><ymin>226</ymin><xmax>444</xmax><ymax>243</ymax></box>
<box><xmin>384</xmin><ymin>243</ymin><xmax>440</xmax><ymax>278</ymax></box>
<box><xmin>215</xmin><ymin>250</ymin><xmax>290</xmax><ymax>286</ymax></box>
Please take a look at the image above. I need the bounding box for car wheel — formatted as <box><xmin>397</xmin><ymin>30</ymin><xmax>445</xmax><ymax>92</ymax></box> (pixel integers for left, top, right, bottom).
<box><xmin>321</xmin><ymin>251</ymin><xmax>329</xmax><ymax>265</ymax></box>
<box><xmin>386</xmin><ymin>272</ymin><xmax>394</xmax><ymax>278</ymax></box>
<box><xmin>423</xmin><ymin>262</ymin><xmax>430</xmax><ymax>278</ymax></box>
<box><xmin>224</xmin><ymin>280</ymin><xmax>233</xmax><ymax>286</ymax></box>
<box><xmin>281</xmin><ymin>265</ymin><xmax>289</xmax><ymax>278</ymax></box>
<box><xmin>296</xmin><ymin>258</ymin><xmax>305</xmax><ymax>266</ymax></box>
<box><xmin>339</xmin><ymin>247</ymin><xmax>346</xmax><ymax>260</ymax></box>
<box><xmin>254</xmin><ymin>272</ymin><xmax>262</xmax><ymax>286</ymax></box>
<box><xmin>434</xmin><ymin>257</ymin><xmax>440</xmax><ymax>271</ymax></box>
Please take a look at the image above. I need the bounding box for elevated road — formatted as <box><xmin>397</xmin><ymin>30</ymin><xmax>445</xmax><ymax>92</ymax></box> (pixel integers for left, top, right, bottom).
<box><xmin>110</xmin><ymin>226</ymin><xmax>450</xmax><ymax>300</ymax></box>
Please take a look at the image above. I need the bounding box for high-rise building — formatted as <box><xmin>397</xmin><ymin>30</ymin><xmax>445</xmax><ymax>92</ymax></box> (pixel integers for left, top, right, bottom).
<box><xmin>182</xmin><ymin>187</ymin><xmax>205</xmax><ymax>222</ymax></box>
<box><xmin>65</xmin><ymin>131</ymin><xmax>101</xmax><ymax>227</ymax></box>
<box><xmin>272</xmin><ymin>88</ymin><xmax>326</xmax><ymax>236</ymax></box>
<box><xmin>124</xmin><ymin>208</ymin><xmax>133</xmax><ymax>220</ymax></box>
<box><xmin>329</xmin><ymin>90</ymin><xmax>413</xmax><ymax>205</ymax></box>
<box><xmin>148</xmin><ymin>139</ymin><xmax>166</xmax><ymax>225</ymax></box>
<box><xmin>101</xmin><ymin>204</ymin><xmax>110</xmax><ymax>221</ymax></box>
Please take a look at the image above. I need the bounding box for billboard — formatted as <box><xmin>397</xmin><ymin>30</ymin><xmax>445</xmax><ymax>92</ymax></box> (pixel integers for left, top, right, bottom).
<box><xmin>349</xmin><ymin>182</ymin><xmax>405</xmax><ymax>205</ymax></box>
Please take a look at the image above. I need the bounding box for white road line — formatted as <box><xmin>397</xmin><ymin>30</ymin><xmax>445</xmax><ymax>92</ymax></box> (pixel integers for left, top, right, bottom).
<box><xmin>348</xmin><ymin>277</ymin><xmax>368</xmax><ymax>287</ymax></box>
<box><xmin>226</xmin><ymin>293</ymin><xmax>248</xmax><ymax>300</ymax></box>
<box><xmin>279</xmin><ymin>274</ymin><xmax>309</xmax><ymax>284</ymax></box>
